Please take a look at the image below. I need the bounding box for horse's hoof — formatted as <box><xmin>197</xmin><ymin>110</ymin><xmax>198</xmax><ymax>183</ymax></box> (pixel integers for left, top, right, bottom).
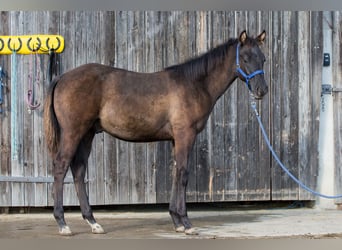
<box><xmin>86</xmin><ymin>220</ymin><xmax>105</xmax><ymax>234</ymax></box>
<box><xmin>185</xmin><ymin>228</ymin><xmax>199</xmax><ymax>235</ymax></box>
<box><xmin>175</xmin><ymin>226</ymin><xmax>185</xmax><ymax>232</ymax></box>
<box><xmin>91</xmin><ymin>223</ymin><xmax>105</xmax><ymax>234</ymax></box>
<box><xmin>59</xmin><ymin>226</ymin><xmax>73</xmax><ymax>236</ymax></box>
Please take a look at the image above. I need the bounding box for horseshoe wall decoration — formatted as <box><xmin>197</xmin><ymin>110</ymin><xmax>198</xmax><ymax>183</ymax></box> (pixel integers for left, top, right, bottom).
<box><xmin>0</xmin><ymin>35</ymin><xmax>64</xmax><ymax>54</ymax></box>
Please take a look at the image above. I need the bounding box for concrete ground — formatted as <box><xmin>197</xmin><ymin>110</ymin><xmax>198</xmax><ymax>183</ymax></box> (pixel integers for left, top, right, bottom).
<box><xmin>1</xmin><ymin>203</ymin><xmax>342</xmax><ymax>239</ymax></box>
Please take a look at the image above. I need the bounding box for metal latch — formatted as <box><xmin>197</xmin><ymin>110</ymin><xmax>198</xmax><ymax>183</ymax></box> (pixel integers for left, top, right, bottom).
<box><xmin>322</xmin><ymin>84</ymin><xmax>342</xmax><ymax>95</ymax></box>
<box><xmin>322</xmin><ymin>84</ymin><xmax>332</xmax><ymax>95</ymax></box>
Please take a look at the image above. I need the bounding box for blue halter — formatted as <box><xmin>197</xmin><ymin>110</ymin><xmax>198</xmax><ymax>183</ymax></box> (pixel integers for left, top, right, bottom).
<box><xmin>236</xmin><ymin>43</ymin><xmax>264</xmax><ymax>91</ymax></box>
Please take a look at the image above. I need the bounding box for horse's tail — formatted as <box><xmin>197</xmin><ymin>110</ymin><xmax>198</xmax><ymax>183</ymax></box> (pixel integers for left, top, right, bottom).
<box><xmin>43</xmin><ymin>76</ymin><xmax>60</xmax><ymax>156</ymax></box>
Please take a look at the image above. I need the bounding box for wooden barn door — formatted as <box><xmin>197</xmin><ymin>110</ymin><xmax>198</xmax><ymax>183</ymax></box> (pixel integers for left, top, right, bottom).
<box><xmin>267</xmin><ymin>12</ymin><xmax>321</xmax><ymax>201</ymax></box>
<box><xmin>0</xmin><ymin>11</ymin><xmax>324</xmax><ymax>208</ymax></box>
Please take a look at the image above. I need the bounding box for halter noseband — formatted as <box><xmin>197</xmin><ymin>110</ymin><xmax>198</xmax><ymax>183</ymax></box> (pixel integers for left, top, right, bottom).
<box><xmin>236</xmin><ymin>43</ymin><xmax>264</xmax><ymax>91</ymax></box>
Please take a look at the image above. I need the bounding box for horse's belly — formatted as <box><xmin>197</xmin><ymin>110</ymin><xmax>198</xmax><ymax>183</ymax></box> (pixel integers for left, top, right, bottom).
<box><xmin>100</xmin><ymin>116</ymin><xmax>172</xmax><ymax>142</ymax></box>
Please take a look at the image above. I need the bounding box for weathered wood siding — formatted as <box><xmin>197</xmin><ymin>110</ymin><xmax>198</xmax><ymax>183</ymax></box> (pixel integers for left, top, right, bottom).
<box><xmin>0</xmin><ymin>11</ymin><xmax>324</xmax><ymax>207</ymax></box>
<box><xmin>270</xmin><ymin>11</ymin><xmax>322</xmax><ymax>200</ymax></box>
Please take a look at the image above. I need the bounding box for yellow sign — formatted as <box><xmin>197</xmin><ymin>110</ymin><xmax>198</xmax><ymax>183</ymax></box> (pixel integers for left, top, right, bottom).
<box><xmin>0</xmin><ymin>35</ymin><xmax>64</xmax><ymax>54</ymax></box>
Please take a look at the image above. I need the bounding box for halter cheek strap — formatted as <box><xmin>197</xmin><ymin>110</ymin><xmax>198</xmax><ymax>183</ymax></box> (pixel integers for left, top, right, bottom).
<box><xmin>236</xmin><ymin>43</ymin><xmax>264</xmax><ymax>91</ymax></box>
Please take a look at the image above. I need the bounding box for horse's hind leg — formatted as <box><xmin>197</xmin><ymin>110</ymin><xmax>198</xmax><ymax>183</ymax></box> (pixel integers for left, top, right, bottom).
<box><xmin>70</xmin><ymin>129</ymin><xmax>104</xmax><ymax>234</ymax></box>
<box><xmin>53</xmin><ymin>134</ymin><xmax>80</xmax><ymax>235</ymax></box>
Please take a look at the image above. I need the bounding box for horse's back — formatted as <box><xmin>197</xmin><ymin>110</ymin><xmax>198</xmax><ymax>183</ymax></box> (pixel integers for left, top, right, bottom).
<box><xmin>52</xmin><ymin>63</ymin><xmax>175</xmax><ymax>142</ymax></box>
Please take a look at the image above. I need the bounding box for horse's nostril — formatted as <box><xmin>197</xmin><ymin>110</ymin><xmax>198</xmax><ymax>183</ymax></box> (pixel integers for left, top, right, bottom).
<box><xmin>256</xmin><ymin>86</ymin><xmax>262</xmax><ymax>94</ymax></box>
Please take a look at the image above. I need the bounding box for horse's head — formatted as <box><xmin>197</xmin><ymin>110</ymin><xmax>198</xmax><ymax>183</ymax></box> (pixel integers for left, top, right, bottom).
<box><xmin>236</xmin><ymin>30</ymin><xmax>268</xmax><ymax>100</ymax></box>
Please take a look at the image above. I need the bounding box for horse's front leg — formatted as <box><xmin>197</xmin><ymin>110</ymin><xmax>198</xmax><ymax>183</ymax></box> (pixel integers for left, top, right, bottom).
<box><xmin>169</xmin><ymin>130</ymin><xmax>197</xmax><ymax>235</ymax></box>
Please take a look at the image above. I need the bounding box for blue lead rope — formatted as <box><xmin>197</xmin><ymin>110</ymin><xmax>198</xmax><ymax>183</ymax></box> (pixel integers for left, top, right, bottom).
<box><xmin>251</xmin><ymin>102</ymin><xmax>342</xmax><ymax>199</ymax></box>
<box><xmin>237</xmin><ymin>40</ymin><xmax>341</xmax><ymax>199</ymax></box>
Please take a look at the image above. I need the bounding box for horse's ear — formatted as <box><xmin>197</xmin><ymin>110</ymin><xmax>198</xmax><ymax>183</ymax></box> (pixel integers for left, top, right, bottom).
<box><xmin>257</xmin><ymin>30</ymin><xmax>266</xmax><ymax>45</ymax></box>
<box><xmin>239</xmin><ymin>31</ymin><xmax>248</xmax><ymax>44</ymax></box>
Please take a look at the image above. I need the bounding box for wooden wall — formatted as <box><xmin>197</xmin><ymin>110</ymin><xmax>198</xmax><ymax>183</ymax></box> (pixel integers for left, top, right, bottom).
<box><xmin>0</xmin><ymin>11</ymin><xmax>325</xmax><ymax>207</ymax></box>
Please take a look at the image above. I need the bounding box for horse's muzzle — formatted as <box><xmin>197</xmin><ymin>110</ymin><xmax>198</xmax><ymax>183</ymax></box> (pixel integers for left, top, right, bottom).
<box><xmin>254</xmin><ymin>85</ymin><xmax>268</xmax><ymax>100</ymax></box>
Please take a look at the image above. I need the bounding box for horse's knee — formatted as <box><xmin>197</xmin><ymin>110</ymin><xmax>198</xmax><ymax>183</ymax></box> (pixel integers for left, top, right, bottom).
<box><xmin>173</xmin><ymin>166</ymin><xmax>189</xmax><ymax>184</ymax></box>
<box><xmin>180</xmin><ymin>168</ymin><xmax>189</xmax><ymax>186</ymax></box>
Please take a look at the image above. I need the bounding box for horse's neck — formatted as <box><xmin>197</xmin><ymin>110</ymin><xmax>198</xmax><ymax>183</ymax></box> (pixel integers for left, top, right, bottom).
<box><xmin>204</xmin><ymin>56</ymin><xmax>237</xmax><ymax>104</ymax></box>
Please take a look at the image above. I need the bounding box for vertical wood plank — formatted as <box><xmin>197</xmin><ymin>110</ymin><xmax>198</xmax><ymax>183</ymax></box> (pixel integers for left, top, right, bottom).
<box><xmin>297</xmin><ymin>11</ymin><xmax>317</xmax><ymax>200</ymax></box>
<box><xmin>207</xmin><ymin>11</ymin><xmax>226</xmax><ymax>202</ymax></box>
<box><xmin>101</xmin><ymin>11</ymin><xmax>118</xmax><ymax>205</ymax></box>
<box><xmin>223</xmin><ymin>11</ymin><xmax>239</xmax><ymax>201</ymax></box>
<box><xmin>22</xmin><ymin>11</ymin><xmax>36</xmax><ymax>207</ymax></box>
<box><xmin>155</xmin><ymin>12</ymin><xmax>172</xmax><ymax>203</ymax></box>
<box><xmin>130</xmin><ymin>11</ymin><xmax>147</xmax><ymax>203</ymax></box>
<box><xmin>235</xmin><ymin>11</ymin><xmax>252</xmax><ymax>201</ymax></box>
<box><xmin>45</xmin><ymin>11</ymin><xmax>62</xmax><ymax>206</ymax></box>
<box><xmin>114</xmin><ymin>11</ymin><xmax>131</xmax><ymax>204</ymax></box>
<box><xmin>269</xmin><ymin>11</ymin><xmax>283</xmax><ymax>200</ymax></box>
<box><xmin>0</xmin><ymin>11</ymin><xmax>12</xmax><ymax>207</ymax></box>
<box><xmin>144</xmin><ymin>11</ymin><xmax>158</xmax><ymax>203</ymax></box>
<box><xmin>10</xmin><ymin>11</ymin><xmax>25</xmax><ymax>206</ymax></box>
<box><xmin>308</xmin><ymin>11</ymin><xmax>322</xmax><ymax>201</ymax></box>
<box><xmin>257</xmin><ymin>10</ymin><xmax>272</xmax><ymax>200</ymax></box>
<box><xmin>192</xmin><ymin>11</ymin><xmax>210</xmax><ymax>203</ymax></box>
<box><xmin>60</xmin><ymin>11</ymin><xmax>79</xmax><ymax>206</ymax></box>
<box><xmin>86</xmin><ymin>11</ymin><xmax>106</xmax><ymax>205</ymax></box>
<box><xmin>271</xmin><ymin>11</ymin><xmax>300</xmax><ymax>200</ymax></box>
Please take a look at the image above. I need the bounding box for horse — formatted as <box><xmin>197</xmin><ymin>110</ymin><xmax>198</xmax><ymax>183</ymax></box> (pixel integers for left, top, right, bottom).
<box><xmin>43</xmin><ymin>30</ymin><xmax>268</xmax><ymax>236</ymax></box>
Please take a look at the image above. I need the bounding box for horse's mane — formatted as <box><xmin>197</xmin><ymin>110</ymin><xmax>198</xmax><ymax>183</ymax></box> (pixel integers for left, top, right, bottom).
<box><xmin>165</xmin><ymin>38</ymin><xmax>238</xmax><ymax>82</ymax></box>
